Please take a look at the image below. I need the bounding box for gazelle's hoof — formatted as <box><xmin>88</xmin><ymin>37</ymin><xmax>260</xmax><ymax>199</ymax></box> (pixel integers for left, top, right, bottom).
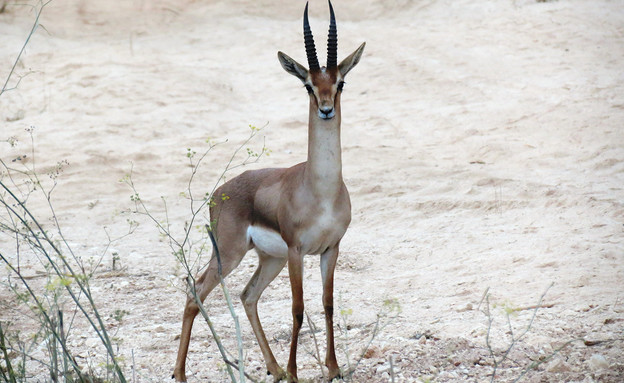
<box><xmin>327</xmin><ymin>364</ymin><xmax>342</xmax><ymax>381</ymax></box>
<box><xmin>329</xmin><ymin>372</ymin><xmax>343</xmax><ymax>381</ymax></box>
<box><xmin>171</xmin><ymin>369</ymin><xmax>187</xmax><ymax>382</ymax></box>
<box><xmin>267</xmin><ymin>367</ymin><xmax>289</xmax><ymax>382</ymax></box>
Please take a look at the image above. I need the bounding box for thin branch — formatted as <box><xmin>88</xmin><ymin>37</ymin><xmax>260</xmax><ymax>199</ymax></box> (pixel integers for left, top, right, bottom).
<box><xmin>0</xmin><ymin>256</ymin><xmax>85</xmax><ymax>382</ymax></box>
<box><xmin>122</xmin><ymin>126</ymin><xmax>268</xmax><ymax>382</ymax></box>
<box><xmin>305</xmin><ymin>311</ymin><xmax>327</xmax><ymax>382</ymax></box>
<box><xmin>0</xmin><ymin>182</ymin><xmax>127</xmax><ymax>382</ymax></box>
<box><xmin>0</xmin><ymin>321</ymin><xmax>18</xmax><ymax>383</ymax></box>
<box><xmin>186</xmin><ymin>276</ymin><xmax>237</xmax><ymax>382</ymax></box>
<box><xmin>484</xmin><ymin>283</ymin><xmax>554</xmax><ymax>382</ymax></box>
<box><xmin>512</xmin><ymin>337</ymin><xmax>581</xmax><ymax>383</ymax></box>
<box><xmin>208</xmin><ymin>229</ymin><xmax>246</xmax><ymax>382</ymax></box>
<box><xmin>0</xmin><ymin>0</ymin><xmax>53</xmax><ymax>96</ymax></box>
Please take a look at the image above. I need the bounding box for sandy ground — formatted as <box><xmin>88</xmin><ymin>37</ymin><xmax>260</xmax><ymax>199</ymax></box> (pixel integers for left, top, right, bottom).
<box><xmin>1</xmin><ymin>0</ymin><xmax>623</xmax><ymax>382</ymax></box>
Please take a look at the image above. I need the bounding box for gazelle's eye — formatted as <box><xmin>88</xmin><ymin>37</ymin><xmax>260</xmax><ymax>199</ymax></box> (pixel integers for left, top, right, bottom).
<box><xmin>337</xmin><ymin>81</ymin><xmax>345</xmax><ymax>92</ymax></box>
<box><xmin>304</xmin><ymin>84</ymin><xmax>313</xmax><ymax>94</ymax></box>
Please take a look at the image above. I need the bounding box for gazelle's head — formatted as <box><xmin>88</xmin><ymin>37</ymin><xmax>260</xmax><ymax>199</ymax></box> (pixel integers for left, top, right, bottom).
<box><xmin>278</xmin><ymin>1</ymin><xmax>365</xmax><ymax>121</ymax></box>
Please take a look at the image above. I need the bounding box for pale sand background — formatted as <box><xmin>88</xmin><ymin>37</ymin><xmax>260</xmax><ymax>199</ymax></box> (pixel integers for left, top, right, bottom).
<box><xmin>1</xmin><ymin>0</ymin><xmax>623</xmax><ymax>381</ymax></box>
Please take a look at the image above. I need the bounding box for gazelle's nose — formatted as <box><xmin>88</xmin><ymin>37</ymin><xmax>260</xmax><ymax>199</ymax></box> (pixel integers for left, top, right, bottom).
<box><xmin>320</xmin><ymin>105</ymin><xmax>333</xmax><ymax>114</ymax></box>
<box><xmin>318</xmin><ymin>106</ymin><xmax>335</xmax><ymax>120</ymax></box>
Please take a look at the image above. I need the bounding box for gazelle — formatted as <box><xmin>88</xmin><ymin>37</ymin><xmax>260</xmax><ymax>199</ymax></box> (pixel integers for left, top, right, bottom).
<box><xmin>172</xmin><ymin>1</ymin><xmax>365</xmax><ymax>381</ymax></box>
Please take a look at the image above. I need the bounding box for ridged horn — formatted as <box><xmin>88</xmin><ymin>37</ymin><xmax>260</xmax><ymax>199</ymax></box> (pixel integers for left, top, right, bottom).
<box><xmin>303</xmin><ymin>2</ymin><xmax>320</xmax><ymax>71</ymax></box>
<box><xmin>327</xmin><ymin>0</ymin><xmax>338</xmax><ymax>68</ymax></box>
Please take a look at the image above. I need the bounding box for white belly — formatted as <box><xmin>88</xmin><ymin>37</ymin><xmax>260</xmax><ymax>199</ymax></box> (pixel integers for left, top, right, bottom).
<box><xmin>247</xmin><ymin>225</ymin><xmax>289</xmax><ymax>258</ymax></box>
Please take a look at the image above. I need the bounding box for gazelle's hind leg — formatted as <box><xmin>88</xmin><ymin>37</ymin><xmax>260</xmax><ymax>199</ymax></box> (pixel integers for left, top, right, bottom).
<box><xmin>240</xmin><ymin>252</ymin><xmax>288</xmax><ymax>380</ymax></box>
<box><xmin>172</xmin><ymin>233</ymin><xmax>249</xmax><ymax>382</ymax></box>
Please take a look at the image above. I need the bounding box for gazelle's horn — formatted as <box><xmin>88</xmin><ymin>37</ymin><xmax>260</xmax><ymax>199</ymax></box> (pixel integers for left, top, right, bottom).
<box><xmin>303</xmin><ymin>2</ymin><xmax>320</xmax><ymax>71</ymax></box>
<box><xmin>327</xmin><ymin>0</ymin><xmax>337</xmax><ymax>68</ymax></box>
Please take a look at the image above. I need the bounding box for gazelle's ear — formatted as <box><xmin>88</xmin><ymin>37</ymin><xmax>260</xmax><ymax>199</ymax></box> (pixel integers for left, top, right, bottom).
<box><xmin>338</xmin><ymin>42</ymin><xmax>366</xmax><ymax>78</ymax></box>
<box><xmin>278</xmin><ymin>51</ymin><xmax>309</xmax><ymax>83</ymax></box>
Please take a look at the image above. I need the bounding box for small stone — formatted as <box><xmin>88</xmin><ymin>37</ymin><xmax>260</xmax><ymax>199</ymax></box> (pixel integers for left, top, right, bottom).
<box><xmin>546</xmin><ymin>358</ymin><xmax>570</xmax><ymax>373</ymax></box>
<box><xmin>364</xmin><ymin>345</ymin><xmax>381</xmax><ymax>359</ymax></box>
<box><xmin>439</xmin><ymin>371</ymin><xmax>459</xmax><ymax>379</ymax></box>
<box><xmin>457</xmin><ymin>303</ymin><xmax>473</xmax><ymax>312</ymax></box>
<box><xmin>588</xmin><ymin>354</ymin><xmax>609</xmax><ymax>370</ymax></box>
<box><xmin>376</xmin><ymin>364</ymin><xmax>390</xmax><ymax>374</ymax></box>
<box><xmin>246</xmin><ymin>360</ymin><xmax>262</xmax><ymax>371</ymax></box>
<box><xmin>85</xmin><ymin>337</ymin><xmax>100</xmax><ymax>348</ymax></box>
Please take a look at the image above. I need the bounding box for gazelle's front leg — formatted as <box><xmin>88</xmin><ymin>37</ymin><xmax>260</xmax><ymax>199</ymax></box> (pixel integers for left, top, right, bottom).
<box><xmin>287</xmin><ymin>248</ymin><xmax>305</xmax><ymax>382</ymax></box>
<box><xmin>320</xmin><ymin>245</ymin><xmax>341</xmax><ymax>380</ymax></box>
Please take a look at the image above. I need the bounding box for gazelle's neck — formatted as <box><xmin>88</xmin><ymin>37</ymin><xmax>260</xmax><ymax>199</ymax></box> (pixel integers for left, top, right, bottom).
<box><xmin>306</xmin><ymin>95</ymin><xmax>343</xmax><ymax>196</ymax></box>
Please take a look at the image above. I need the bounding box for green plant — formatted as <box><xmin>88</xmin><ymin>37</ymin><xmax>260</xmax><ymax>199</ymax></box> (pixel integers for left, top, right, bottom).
<box><xmin>479</xmin><ymin>283</ymin><xmax>595</xmax><ymax>382</ymax></box>
<box><xmin>123</xmin><ymin>125</ymin><xmax>268</xmax><ymax>382</ymax></box>
<box><xmin>1</xmin><ymin>2</ymin><xmax>133</xmax><ymax>379</ymax></box>
<box><xmin>0</xmin><ymin>0</ymin><xmax>52</xmax><ymax>97</ymax></box>
<box><xmin>304</xmin><ymin>296</ymin><xmax>402</xmax><ymax>382</ymax></box>
<box><xmin>1</xmin><ymin>128</ymin><xmax>135</xmax><ymax>382</ymax></box>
